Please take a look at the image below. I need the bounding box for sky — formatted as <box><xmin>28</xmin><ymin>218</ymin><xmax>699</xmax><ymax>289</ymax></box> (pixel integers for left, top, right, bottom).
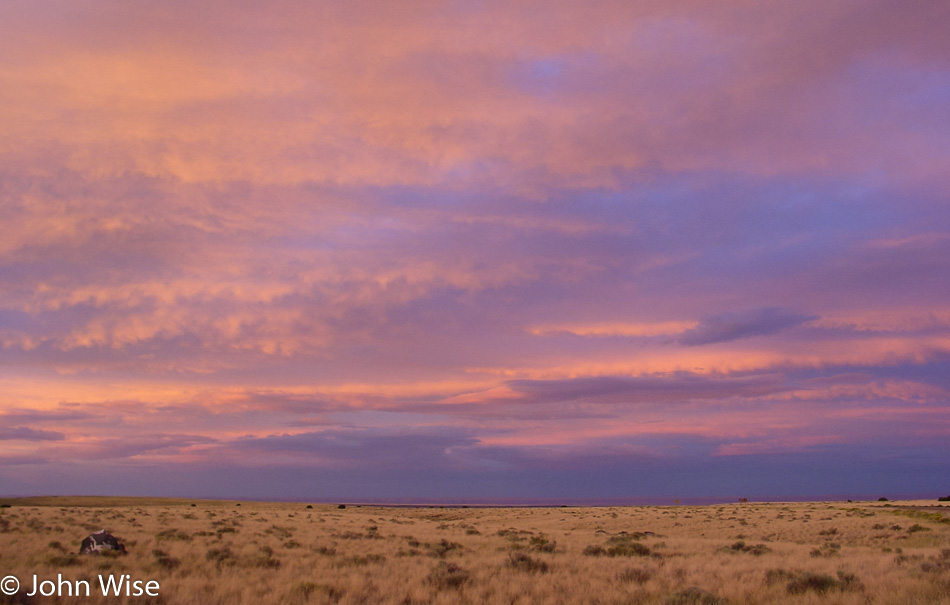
<box><xmin>1</xmin><ymin>0</ymin><xmax>948</xmax><ymax>503</ymax></box>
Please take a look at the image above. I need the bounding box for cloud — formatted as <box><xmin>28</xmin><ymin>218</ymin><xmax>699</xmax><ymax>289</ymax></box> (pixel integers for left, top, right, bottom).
<box><xmin>678</xmin><ymin>308</ymin><xmax>818</xmax><ymax>346</ymax></box>
<box><xmin>0</xmin><ymin>426</ymin><xmax>65</xmax><ymax>441</ymax></box>
<box><xmin>0</xmin><ymin>0</ymin><xmax>948</xmax><ymax>501</ymax></box>
<box><xmin>235</xmin><ymin>427</ymin><xmax>480</xmax><ymax>470</ymax></box>
<box><xmin>506</xmin><ymin>372</ymin><xmax>787</xmax><ymax>404</ymax></box>
<box><xmin>59</xmin><ymin>434</ymin><xmax>218</xmax><ymax>460</ymax></box>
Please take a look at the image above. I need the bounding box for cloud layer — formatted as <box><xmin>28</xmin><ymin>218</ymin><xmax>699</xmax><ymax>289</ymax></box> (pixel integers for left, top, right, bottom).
<box><xmin>1</xmin><ymin>0</ymin><xmax>949</xmax><ymax>502</ymax></box>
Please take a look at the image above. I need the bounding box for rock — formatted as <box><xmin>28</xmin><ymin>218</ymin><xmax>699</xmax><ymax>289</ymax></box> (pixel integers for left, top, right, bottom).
<box><xmin>79</xmin><ymin>530</ymin><xmax>127</xmax><ymax>555</ymax></box>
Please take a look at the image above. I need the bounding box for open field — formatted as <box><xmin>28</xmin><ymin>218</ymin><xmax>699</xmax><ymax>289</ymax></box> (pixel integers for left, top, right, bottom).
<box><xmin>1</xmin><ymin>498</ymin><xmax>948</xmax><ymax>604</ymax></box>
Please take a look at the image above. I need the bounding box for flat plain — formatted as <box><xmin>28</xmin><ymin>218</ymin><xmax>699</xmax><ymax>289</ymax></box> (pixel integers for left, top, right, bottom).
<box><xmin>0</xmin><ymin>497</ymin><xmax>948</xmax><ymax>604</ymax></box>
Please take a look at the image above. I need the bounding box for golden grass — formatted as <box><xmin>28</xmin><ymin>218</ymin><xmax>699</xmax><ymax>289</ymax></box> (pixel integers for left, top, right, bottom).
<box><xmin>0</xmin><ymin>498</ymin><xmax>948</xmax><ymax>604</ymax></box>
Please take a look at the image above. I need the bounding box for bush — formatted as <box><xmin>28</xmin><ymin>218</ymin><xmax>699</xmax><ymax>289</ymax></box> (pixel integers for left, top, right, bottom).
<box><xmin>665</xmin><ymin>587</ymin><xmax>727</xmax><ymax>605</ymax></box>
<box><xmin>605</xmin><ymin>534</ymin><xmax>654</xmax><ymax>557</ymax></box>
<box><xmin>152</xmin><ymin>549</ymin><xmax>180</xmax><ymax>571</ymax></box>
<box><xmin>335</xmin><ymin>554</ymin><xmax>385</xmax><ymax>568</ymax></box>
<box><xmin>47</xmin><ymin>554</ymin><xmax>81</xmax><ymax>567</ymax></box>
<box><xmin>293</xmin><ymin>582</ymin><xmax>343</xmax><ymax>601</ymax></box>
<box><xmin>722</xmin><ymin>541</ymin><xmax>771</xmax><ymax>556</ymax></box>
<box><xmin>583</xmin><ymin>545</ymin><xmax>606</xmax><ymax>556</ymax></box>
<box><xmin>616</xmin><ymin>567</ymin><xmax>653</xmax><ymax>584</ymax></box>
<box><xmin>775</xmin><ymin>569</ymin><xmax>864</xmax><ymax>595</ymax></box>
<box><xmin>427</xmin><ymin>539</ymin><xmax>462</xmax><ymax>558</ymax></box>
<box><xmin>506</xmin><ymin>552</ymin><xmax>549</xmax><ymax>573</ymax></box>
<box><xmin>529</xmin><ymin>535</ymin><xmax>556</xmax><ymax>552</ymax></box>
<box><xmin>608</xmin><ymin>541</ymin><xmax>652</xmax><ymax>557</ymax></box>
<box><xmin>787</xmin><ymin>573</ymin><xmax>837</xmax><ymax>594</ymax></box>
<box><xmin>427</xmin><ymin>561</ymin><xmax>471</xmax><ymax>589</ymax></box>
<box><xmin>48</xmin><ymin>540</ymin><xmax>67</xmax><ymax>552</ymax></box>
<box><xmin>938</xmin><ymin>495</ymin><xmax>950</xmax><ymax>502</ymax></box>
<box><xmin>206</xmin><ymin>547</ymin><xmax>237</xmax><ymax>567</ymax></box>
<box><xmin>155</xmin><ymin>528</ymin><xmax>191</xmax><ymax>541</ymax></box>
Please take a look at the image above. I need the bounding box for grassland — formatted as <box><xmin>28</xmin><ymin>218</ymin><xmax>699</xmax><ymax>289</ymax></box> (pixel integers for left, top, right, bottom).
<box><xmin>0</xmin><ymin>497</ymin><xmax>948</xmax><ymax>604</ymax></box>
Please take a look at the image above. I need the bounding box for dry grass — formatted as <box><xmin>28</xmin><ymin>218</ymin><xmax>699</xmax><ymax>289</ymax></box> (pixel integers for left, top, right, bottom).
<box><xmin>0</xmin><ymin>498</ymin><xmax>948</xmax><ymax>604</ymax></box>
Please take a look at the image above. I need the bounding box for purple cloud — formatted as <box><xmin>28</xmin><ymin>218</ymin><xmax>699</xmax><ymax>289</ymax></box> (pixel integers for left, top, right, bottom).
<box><xmin>0</xmin><ymin>426</ymin><xmax>65</xmax><ymax>441</ymax></box>
<box><xmin>506</xmin><ymin>372</ymin><xmax>787</xmax><ymax>404</ymax></box>
<box><xmin>0</xmin><ymin>0</ymin><xmax>948</xmax><ymax>502</ymax></box>
<box><xmin>678</xmin><ymin>308</ymin><xmax>818</xmax><ymax>346</ymax></box>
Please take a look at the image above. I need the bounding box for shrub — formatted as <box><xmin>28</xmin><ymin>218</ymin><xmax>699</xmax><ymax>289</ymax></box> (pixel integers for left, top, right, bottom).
<box><xmin>335</xmin><ymin>554</ymin><xmax>385</xmax><ymax>568</ymax></box>
<box><xmin>266</xmin><ymin>525</ymin><xmax>293</xmax><ymax>539</ymax></box>
<box><xmin>778</xmin><ymin>570</ymin><xmax>863</xmax><ymax>595</ymax></box>
<box><xmin>665</xmin><ymin>587</ymin><xmax>727</xmax><ymax>605</ymax></box>
<box><xmin>47</xmin><ymin>554</ymin><xmax>81</xmax><ymax>566</ymax></box>
<box><xmin>249</xmin><ymin>553</ymin><xmax>281</xmax><ymax>568</ymax></box>
<box><xmin>506</xmin><ymin>552</ymin><xmax>549</xmax><ymax>573</ymax></box>
<box><xmin>608</xmin><ymin>541</ymin><xmax>652</xmax><ymax>557</ymax></box>
<box><xmin>292</xmin><ymin>582</ymin><xmax>344</xmax><ymax>602</ymax></box>
<box><xmin>206</xmin><ymin>547</ymin><xmax>237</xmax><ymax>567</ymax></box>
<box><xmin>48</xmin><ymin>540</ymin><xmax>67</xmax><ymax>552</ymax></box>
<box><xmin>427</xmin><ymin>561</ymin><xmax>471</xmax><ymax>589</ymax></box>
<box><xmin>787</xmin><ymin>573</ymin><xmax>839</xmax><ymax>594</ymax></box>
<box><xmin>810</xmin><ymin>542</ymin><xmax>841</xmax><ymax>558</ymax></box>
<box><xmin>294</xmin><ymin>582</ymin><xmax>319</xmax><ymax>598</ymax></box>
<box><xmin>765</xmin><ymin>569</ymin><xmax>793</xmax><ymax>586</ymax></box>
<box><xmin>583</xmin><ymin>545</ymin><xmax>606</xmax><ymax>556</ymax></box>
<box><xmin>155</xmin><ymin>528</ymin><xmax>191</xmax><ymax>541</ymax></box>
<box><xmin>529</xmin><ymin>535</ymin><xmax>556</xmax><ymax>552</ymax></box>
<box><xmin>722</xmin><ymin>541</ymin><xmax>771</xmax><ymax>556</ymax></box>
<box><xmin>937</xmin><ymin>495</ymin><xmax>950</xmax><ymax>502</ymax></box>
<box><xmin>891</xmin><ymin>509</ymin><xmax>950</xmax><ymax>524</ymax></box>
<box><xmin>616</xmin><ymin>567</ymin><xmax>653</xmax><ymax>585</ymax></box>
<box><xmin>835</xmin><ymin>571</ymin><xmax>863</xmax><ymax>591</ymax></box>
<box><xmin>427</xmin><ymin>539</ymin><xmax>462</xmax><ymax>558</ymax></box>
<box><xmin>152</xmin><ymin>549</ymin><xmax>180</xmax><ymax>571</ymax></box>
<box><xmin>908</xmin><ymin>524</ymin><xmax>930</xmax><ymax>533</ymax></box>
